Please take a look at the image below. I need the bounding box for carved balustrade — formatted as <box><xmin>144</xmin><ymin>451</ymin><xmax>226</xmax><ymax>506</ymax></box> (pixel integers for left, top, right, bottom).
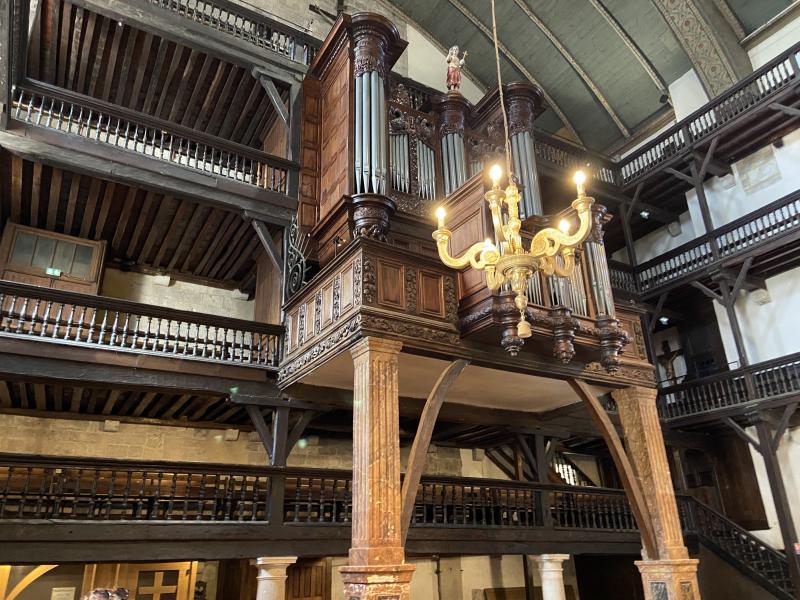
<box><xmin>0</xmin><ymin>280</ymin><xmax>284</xmax><ymax>368</ymax></box>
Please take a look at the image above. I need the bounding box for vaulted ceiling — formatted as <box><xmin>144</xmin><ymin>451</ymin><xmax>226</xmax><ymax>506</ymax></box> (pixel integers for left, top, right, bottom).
<box><xmin>385</xmin><ymin>0</ymin><xmax>792</xmax><ymax>151</ymax></box>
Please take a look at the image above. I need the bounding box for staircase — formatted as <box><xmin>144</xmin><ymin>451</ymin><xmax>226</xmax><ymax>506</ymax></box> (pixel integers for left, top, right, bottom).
<box><xmin>485</xmin><ymin>442</ymin><xmax>793</xmax><ymax>598</ymax></box>
<box><xmin>680</xmin><ymin>497</ymin><xmax>794</xmax><ymax>600</ymax></box>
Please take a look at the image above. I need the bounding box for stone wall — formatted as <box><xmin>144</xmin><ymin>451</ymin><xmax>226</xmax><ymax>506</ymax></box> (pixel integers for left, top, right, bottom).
<box><xmin>100</xmin><ymin>268</ymin><xmax>255</xmax><ymax>321</ymax></box>
<box><xmin>0</xmin><ymin>415</ymin><xmax>462</xmax><ymax>475</ymax></box>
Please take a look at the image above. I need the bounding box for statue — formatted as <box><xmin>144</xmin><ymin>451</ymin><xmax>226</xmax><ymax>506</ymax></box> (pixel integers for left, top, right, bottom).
<box><xmin>446</xmin><ymin>46</ymin><xmax>468</xmax><ymax>92</ymax></box>
<box><xmin>657</xmin><ymin>339</ymin><xmax>684</xmax><ymax>384</ymax></box>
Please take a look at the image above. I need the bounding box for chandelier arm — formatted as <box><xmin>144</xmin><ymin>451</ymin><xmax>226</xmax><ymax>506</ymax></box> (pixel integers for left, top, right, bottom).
<box><xmin>529</xmin><ymin>199</ymin><xmax>593</xmax><ymax>257</ymax></box>
<box><xmin>551</xmin><ymin>251</ymin><xmax>575</xmax><ymax>278</ymax></box>
<box><xmin>433</xmin><ymin>234</ymin><xmax>498</xmax><ymax>271</ymax></box>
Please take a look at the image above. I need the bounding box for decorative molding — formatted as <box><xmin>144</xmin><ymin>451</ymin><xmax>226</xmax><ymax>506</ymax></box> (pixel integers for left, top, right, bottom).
<box><xmin>278</xmin><ymin>314</ymin><xmax>362</xmax><ymax>384</ymax></box>
<box><xmin>361</xmin><ymin>315</ymin><xmax>462</xmax><ymax>346</ymax></box>
<box><xmin>405</xmin><ymin>266</ymin><xmax>418</xmax><ymax>314</ymax></box>
<box><xmin>362</xmin><ymin>255</ymin><xmax>376</xmax><ymax>304</ymax></box>
<box><xmin>652</xmin><ymin>0</ymin><xmax>737</xmax><ymax>96</ymax></box>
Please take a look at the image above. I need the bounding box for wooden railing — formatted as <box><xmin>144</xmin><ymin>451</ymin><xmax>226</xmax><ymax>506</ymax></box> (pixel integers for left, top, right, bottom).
<box><xmin>11</xmin><ymin>82</ymin><xmax>298</xmax><ymax>195</ymax></box>
<box><xmin>0</xmin><ymin>455</ymin><xmax>634</xmax><ymax>533</ymax></box>
<box><xmin>619</xmin><ymin>43</ymin><xmax>799</xmax><ymax>186</ymax></box>
<box><xmin>658</xmin><ymin>350</ymin><xmax>800</xmax><ymax>420</ymax></box>
<box><xmin>679</xmin><ymin>496</ymin><xmax>793</xmax><ymax>599</ymax></box>
<box><xmin>0</xmin><ymin>281</ymin><xmax>284</xmax><ymax>368</ymax></box>
<box><xmin>533</xmin><ymin>129</ymin><xmax>618</xmax><ymax>186</ymax></box>
<box><xmin>610</xmin><ymin>189</ymin><xmax>800</xmax><ymax>296</ymax></box>
<box><xmin>145</xmin><ymin>0</ymin><xmax>319</xmax><ymax>66</ymax></box>
<box><xmin>0</xmin><ymin>455</ymin><xmax>788</xmax><ymax>596</ymax></box>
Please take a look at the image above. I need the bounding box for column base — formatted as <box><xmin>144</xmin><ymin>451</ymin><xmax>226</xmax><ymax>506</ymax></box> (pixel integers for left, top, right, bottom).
<box><xmin>635</xmin><ymin>559</ymin><xmax>700</xmax><ymax>600</ymax></box>
<box><xmin>340</xmin><ymin>564</ymin><xmax>416</xmax><ymax>600</ymax></box>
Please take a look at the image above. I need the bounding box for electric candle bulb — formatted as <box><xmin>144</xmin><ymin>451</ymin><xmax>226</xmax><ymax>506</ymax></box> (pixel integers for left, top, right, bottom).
<box><xmin>484</xmin><ymin>238</ymin><xmax>494</xmax><ymax>251</ymax></box>
<box><xmin>573</xmin><ymin>170</ymin><xmax>586</xmax><ymax>197</ymax></box>
<box><xmin>558</xmin><ymin>219</ymin><xmax>571</xmax><ymax>233</ymax></box>
<box><xmin>489</xmin><ymin>164</ymin><xmax>503</xmax><ymax>187</ymax></box>
<box><xmin>435</xmin><ymin>206</ymin><xmax>446</xmax><ymax>229</ymax></box>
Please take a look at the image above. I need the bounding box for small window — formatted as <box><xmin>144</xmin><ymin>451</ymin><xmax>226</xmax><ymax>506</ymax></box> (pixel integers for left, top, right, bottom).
<box><xmin>7</xmin><ymin>229</ymin><xmax>95</xmax><ymax>280</ymax></box>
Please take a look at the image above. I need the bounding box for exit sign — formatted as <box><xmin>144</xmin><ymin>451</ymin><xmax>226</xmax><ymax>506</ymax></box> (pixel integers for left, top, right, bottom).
<box><xmin>46</xmin><ymin>267</ymin><xmax>62</xmax><ymax>276</ymax></box>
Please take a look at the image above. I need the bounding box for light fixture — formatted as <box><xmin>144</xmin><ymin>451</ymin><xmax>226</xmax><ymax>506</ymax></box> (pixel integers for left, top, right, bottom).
<box><xmin>659</xmin><ymin>316</ymin><xmax>670</xmax><ymax>326</ymax></box>
<box><xmin>640</xmin><ymin>210</ymin><xmax>650</xmax><ymax>220</ymax></box>
<box><xmin>433</xmin><ymin>169</ymin><xmax>594</xmax><ymax>339</ymax></box>
<box><xmin>431</xmin><ymin>0</ymin><xmax>595</xmax><ymax>343</ymax></box>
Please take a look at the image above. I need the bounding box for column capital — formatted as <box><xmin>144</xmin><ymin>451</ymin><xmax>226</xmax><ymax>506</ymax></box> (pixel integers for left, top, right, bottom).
<box><xmin>612</xmin><ymin>385</ymin><xmax>657</xmax><ymax>404</ymax></box>
<box><xmin>533</xmin><ymin>554</ymin><xmax>570</xmax><ymax>564</ymax></box>
<box><xmin>256</xmin><ymin>557</ymin><xmax>298</xmax><ymax>568</ymax></box>
<box><xmin>350</xmin><ymin>337</ymin><xmax>403</xmax><ymax>360</ymax></box>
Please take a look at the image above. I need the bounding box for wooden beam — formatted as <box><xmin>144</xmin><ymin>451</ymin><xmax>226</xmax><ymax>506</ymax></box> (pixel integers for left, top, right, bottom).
<box><xmin>664</xmin><ymin>167</ymin><xmax>694</xmax><ymax>185</ymax></box>
<box><xmin>722</xmin><ymin>417</ymin><xmax>761</xmax><ymax>451</ymax></box>
<box><xmin>771</xmin><ymin>402</ymin><xmax>798</xmax><ymax>452</ymax></box>
<box><xmin>271</xmin><ymin>406</ymin><xmax>290</xmax><ymax>467</ymax></box>
<box><xmin>690</xmin><ymin>280</ymin><xmax>722</xmax><ymax>303</ymax></box>
<box><xmin>769</xmin><ymin>103</ymin><xmax>800</xmax><ymax>118</ymax></box>
<box><xmin>246</xmin><ymin>404</ymin><xmax>273</xmax><ymax>462</ymax></box>
<box><xmin>400</xmin><ymin>360</ymin><xmax>469</xmax><ymax>543</ymax></box>
<box><xmin>257</xmin><ymin>74</ymin><xmax>289</xmax><ymax>125</ymax></box>
<box><xmin>252</xmin><ymin>219</ymin><xmax>283</xmax><ymax>274</ymax></box>
<box><xmin>286</xmin><ymin>409</ymin><xmax>317</xmax><ymax>452</ymax></box>
<box><xmin>568</xmin><ymin>379</ymin><xmax>658</xmax><ymax>559</ymax></box>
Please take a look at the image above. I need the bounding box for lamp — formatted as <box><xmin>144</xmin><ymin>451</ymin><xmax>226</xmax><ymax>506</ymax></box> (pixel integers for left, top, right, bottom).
<box><xmin>433</xmin><ymin>169</ymin><xmax>594</xmax><ymax>339</ymax></box>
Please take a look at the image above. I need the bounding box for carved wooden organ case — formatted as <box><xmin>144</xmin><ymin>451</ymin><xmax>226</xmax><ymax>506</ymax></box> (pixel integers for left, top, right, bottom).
<box><xmin>289</xmin><ymin>12</ymin><xmax>652</xmax><ymax>385</ymax></box>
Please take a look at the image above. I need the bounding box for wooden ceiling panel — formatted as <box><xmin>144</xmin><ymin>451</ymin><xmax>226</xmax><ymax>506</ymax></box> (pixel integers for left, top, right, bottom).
<box><xmin>26</xmin><ymin>0</ymin><xmax>288</xmax><ymax>151</ymax></box>
<box><xmin>0</xmin><ymin>149</ymin><xmax>261</xmax><ymax>292</ymax></box>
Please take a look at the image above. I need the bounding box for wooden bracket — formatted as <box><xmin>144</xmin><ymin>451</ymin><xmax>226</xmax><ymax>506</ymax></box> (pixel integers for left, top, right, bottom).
<box><xmin>252</xmin><ymin>219</ymin><xmax>284</xmax><ymax>275</ymax></box>
<box><xmin>723</xmin><ymin>416</ymin><xmax>762</xmax><ymax>453</ymax></box>
<box><xmin>569</xmin><ymin>379</ymin><xmax>658</xmax><ymax>559</ymax></box>
<box><xmin>400</xmin><ymin>359</ymin><xmax>469</xmax><ymax>544</ymax></box>
<box><xmin>769</xmin><ymin>103</ymin><xmax>800</xmax><ymax>118</ymax></box>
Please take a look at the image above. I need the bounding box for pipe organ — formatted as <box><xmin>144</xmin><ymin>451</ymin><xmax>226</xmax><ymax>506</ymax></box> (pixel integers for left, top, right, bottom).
<box><xmin>295</xmin><ymin>12</ymin><xmax>632</xmax><ymax>372</ymax></box>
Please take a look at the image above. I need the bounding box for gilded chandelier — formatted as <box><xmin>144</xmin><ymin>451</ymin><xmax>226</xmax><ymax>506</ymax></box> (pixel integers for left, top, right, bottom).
<box><xmin>432</xmin><ymin>168</ymin><xmax>594</xmax><ymax>339</ymax></box>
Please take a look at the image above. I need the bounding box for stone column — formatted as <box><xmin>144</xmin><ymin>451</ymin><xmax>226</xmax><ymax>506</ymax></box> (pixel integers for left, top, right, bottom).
<box><xmin>255</xmin><ymin>557</ymin><xmax>297</xmax><ymax>600</ymax></box>
<box><xmin>612</xmin><ymin>386</ymin><xmax>701</xmax><ymax>599</ymax></box>
<box><xmin>533</xmin><ymin>554</ymin><xmax>569</xmax><ymax>600</ymax></box>
<box><xmin>340</xmin><ymin>337</ymin><xmax>415</xmax><ymax>599</ymax></box>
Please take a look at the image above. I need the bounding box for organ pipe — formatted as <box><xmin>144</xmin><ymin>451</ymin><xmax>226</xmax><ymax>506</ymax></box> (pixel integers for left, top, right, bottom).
<box><xmin>353</xmin><ymin>70</ymin><xmax>388</xmax><ymax>195</ymax></box>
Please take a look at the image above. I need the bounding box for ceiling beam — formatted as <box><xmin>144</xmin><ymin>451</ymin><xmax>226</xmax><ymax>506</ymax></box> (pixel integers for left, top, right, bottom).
<box><xmin>446</xmin><ymin>0</ymin><xmax>583</xmax><ymax>145</ymax></box>
<box><xmin>586</xmin><ymin>0</ymin><xmax>667</xmax><ymax>93</ymax></box>
<box><xmin>511</xmin><ymin>0</ymin><xmax>629</xmax><ymax>138</ymax></box>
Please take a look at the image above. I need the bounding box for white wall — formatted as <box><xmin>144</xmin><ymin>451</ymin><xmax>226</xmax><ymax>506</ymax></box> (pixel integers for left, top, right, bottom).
<box><xmin>747</xmin><ymin>9</ymin><xmax>800</xmax><ymax>69</ymax></box>
<box><xmin>669</xmin><ymin>69</ymin><xmax>709</xmax><ymax>120</ymax></box>
<box><xmin>100</xmin><ymin>268</ymin><xmax>255</xmax><ymax>321</ymax></box>
<box><xmin>746</xmin><ymin>424</ymin><xmax>800</xmax><ymax>549</ymax></box>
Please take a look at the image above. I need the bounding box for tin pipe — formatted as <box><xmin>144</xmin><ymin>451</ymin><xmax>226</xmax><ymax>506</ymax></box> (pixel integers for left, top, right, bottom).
<box><xmin>354</xmin><ymin>74</ymin><xmax>362</xmax><ymax>193</ymax></box>
<box><xmin>378</xmin><ymin>75</ymin><xmax>386</xmax><ymax>193</ymax></box>
<box><xmin>370</xmin><ymin>71</ymin><xmax>380</xmax><ymax>193</ymax></box>
<box><xmin>361</xmin><ymin>73</ymin><xmax>370</xmax><ymax>193</ymax></box>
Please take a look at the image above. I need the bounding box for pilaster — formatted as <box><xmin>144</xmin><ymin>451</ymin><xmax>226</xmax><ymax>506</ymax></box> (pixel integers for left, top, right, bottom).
<box><xmin>344</xmin><ymin>336</ymin><xmax>414</xmax><ymax>599</ymax></box>
<box><xmin>613</xmin><ymin>386</ymin><xmax>701</xmax><ymax>599</ymax></box>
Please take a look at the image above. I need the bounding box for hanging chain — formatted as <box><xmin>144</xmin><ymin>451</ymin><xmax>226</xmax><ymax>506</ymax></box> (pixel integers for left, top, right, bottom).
<box><xmin>490</xmin><ymin>0</ymin><xmax>513</xmax><ymax>180</ymax></box>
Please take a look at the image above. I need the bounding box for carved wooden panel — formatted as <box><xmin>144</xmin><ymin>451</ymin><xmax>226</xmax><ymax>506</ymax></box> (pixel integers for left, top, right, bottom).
<box><xmin>319</xmin><ymin>48</ymin><xmax>352</xmax><ymax>223</ymax></box>
<box><xmin>377</xmin><ymin>259</ymin><xmax>405</xmax><ymax>310</ymax></box>
<box><xmin>616</xmin><ymin>309</ymin><xmax>647</xmax><ymax>362</ymax></box>
<box><xmin>418</xmin><ymin>270</ymin><xmax>445</xmax><ymax>318</ymax></box>
<box><xmin>299</xmin><ymin>78</ymin><xmax>321</xmax><ymax>230</ymax></box>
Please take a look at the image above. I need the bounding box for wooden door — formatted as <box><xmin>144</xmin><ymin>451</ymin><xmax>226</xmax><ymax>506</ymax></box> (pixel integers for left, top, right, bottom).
<box><xmin>120</xmin><ymin>562</ymin><xmax>197</xmax><ymax>600</ymax></box>
<box><xmin>286</xmin><ymin>559</ymin><xmax>330</xmax><ymax>600</ymax></box>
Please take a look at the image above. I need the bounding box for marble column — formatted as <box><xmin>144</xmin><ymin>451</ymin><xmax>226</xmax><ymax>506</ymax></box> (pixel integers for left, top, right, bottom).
<box><xmin>533</xmin><ymin>554</ymin><xmax>569</xmax><ymax>600</ymax></box>
<box><xmin>255</xmin><ymin>557</ymin><xmax>297</xmax><ymax>600</ymax></box>
<box><xmin>612</xmin><ymin>386</ymin><xmax>701</xmax><ymax>599</ymax></box>
<box><xmin>340</xmin><ymin>337</ymin><xmax>415</xmax><ymax>599</ymax></box>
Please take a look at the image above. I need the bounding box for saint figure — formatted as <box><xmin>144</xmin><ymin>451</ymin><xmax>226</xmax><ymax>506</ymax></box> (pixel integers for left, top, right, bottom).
<box><xmin>446</xmin><ymin>46</ymin><xmax>468</xmax><ymax>92</ymax></box>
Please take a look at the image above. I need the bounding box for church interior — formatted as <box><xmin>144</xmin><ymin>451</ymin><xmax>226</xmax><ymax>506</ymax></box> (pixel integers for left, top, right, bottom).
<box><xmin>0</xmin><ymin>0</ymin><xmax>799</xmax><ymax>598</ymax></box>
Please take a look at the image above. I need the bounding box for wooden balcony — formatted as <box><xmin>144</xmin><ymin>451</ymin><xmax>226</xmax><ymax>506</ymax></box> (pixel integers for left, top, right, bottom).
<box><xmin>608</xmin><ymin>189</ymin><xmax>800</xmax><ymax>299</ymax></box>
<box><xmin>0</xmin><ymin>453</ymin><xmax>791</xmax><ymax>599</ymax></box>
<box><xmin>10</xmin><ymin>82</ymin><xmax>298</xmax><ymax>199</ymax></box>
<box><xmin>658</xmin><ymin>351</ymin><xmax>800</xmax><ymax>426</ymax></box>
<box><xmin>0</xmin><ymin>280</ymin><xmax>283</xmax><ymax>369</ymax></box>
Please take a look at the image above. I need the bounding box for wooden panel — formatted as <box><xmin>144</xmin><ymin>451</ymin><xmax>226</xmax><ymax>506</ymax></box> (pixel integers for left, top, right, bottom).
<box><xmin>318</xmin><ymin>48</ymin><xmax>351</xmax><ymax>222</ymax></box>
<box><xmin>287</xmin><ymin>559</ymin><xmax>330</xmax><ymax>600</ymax></box>
<box><xmin>298</xmin><ymin>77</ymin><xmax>321</xmax><ymax>231</ymax></box>
<box><xmin>377</xmin><ymin>259</ymin><xmax>405</xmax><ymax>309</ymax></box>
<box><xmin>418</xmin><ymin>270</ymin><xmax>445</xmax><ymax>318</ymax></box>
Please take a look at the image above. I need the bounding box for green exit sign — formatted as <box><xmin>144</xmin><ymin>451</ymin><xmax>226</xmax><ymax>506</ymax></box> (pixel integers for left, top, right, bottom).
<box><xmin>46</xmin><ymin>267</ymin><xmax>62</xmax><ymax>277</ymax></box>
